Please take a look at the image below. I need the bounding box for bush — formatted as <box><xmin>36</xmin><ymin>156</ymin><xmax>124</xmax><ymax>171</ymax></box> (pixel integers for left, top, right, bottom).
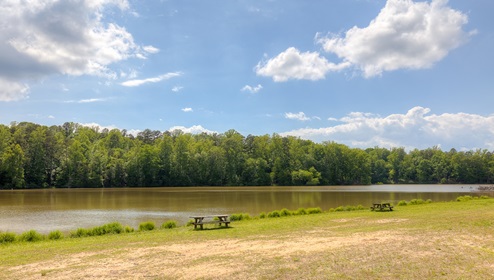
<box><xmin>259</xmin><ymin>212</ymin><xmax>266</xmax><ymax>219</ymax></box>
<box><xmin>161</xmin><ymin>220</ymin><xmax>177</xmax><ymax>229</ymax></box>
<box><xmin>409</xmin><ymin>199</ymin><xmax>425</xmax><ymax>205</ymax></box>
<box><xmin>139</xmin><ymin>221</ymin><xmax>155</xmax><ymax>231</ymax></box>
<box><xmin>426</xmin><ymin>199</ymin><xmax>433</xmax><ymax>203</ymax></box>
<box><xmin>334</xmin><ymin>206</ymin><xmax>345</xmax><ymax>212</ymax></box>
<box><xmin>48</xmin><ymin>230</ymin><xmax>64</xmax><ymax>240</ymax></box>
<box><xmin>344</xmin><ymin>205</ymin><xmax>356</xmax><ymax>211</ymax></box>
<box><xmin>91</xmin><ymin>222</ymin><xmax>124</xmax><ymax>236</ymax></box>
<box><xmin>356</xmin><ymin>205</ymin><xmax>366</xmax><ymax>210</ymax></box>
<box><xmin>70</xmin><ymin>228</ymin><xmax>90</xmax><ymax>238</ymax></box>
<box><xmin>19</xmin><ymin>230</ymin><xmax>44</xmax><ymax>242</ymax></box>
<box><xmin>456</xmin><ymin>195</ymin><xmax>474</xmax><ymax>202</ymax></box>
<box><xmin>280</xmin><ymin>208</ymin><xmax>292</xmax><ymax>217</ymax></box>
<box><xmin>230</xmin><ymin>213</ymin><xmax>251</xmax><ymax>221</ymax></box>
<box><xmin>267</xmin><ymin>210</ymin><xmax>281</xmax><ymax>218</ymax></box>
<box><xmin>307</xmin><ymin>207</ymin><xmax>322</xmax><ymax>214</ymax></box>
<box><xmin>295</xmin><ymin>208</ymin><xmax>307</xmax><ymax>215</ymax></box>
<box><xmin>397</xmin><ymin>200</ymin><xmax>408</xmax><ymax>206</ymax></box>
<box><xmin>0</xmin><ymin>232</ymin><xmax>17</xmax><ymax>244</ymax></box>
<box><xmin>124</xmin><ymin>226</ymin><xmax>135</xmax><ymax>233</ymax></box>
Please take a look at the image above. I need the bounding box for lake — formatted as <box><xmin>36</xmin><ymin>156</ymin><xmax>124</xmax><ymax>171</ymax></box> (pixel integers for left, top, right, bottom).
<box><xmin>0</xmin><ymin>185</ymin><xmax>491</xmax><ymax>234</ymax></box>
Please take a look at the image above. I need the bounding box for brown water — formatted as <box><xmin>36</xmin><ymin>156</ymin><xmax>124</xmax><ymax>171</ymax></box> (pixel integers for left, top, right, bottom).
<box><xmin>0</xmin><ymin>185</ymin><xmax>490</xmax><ymax>233</ymax></box>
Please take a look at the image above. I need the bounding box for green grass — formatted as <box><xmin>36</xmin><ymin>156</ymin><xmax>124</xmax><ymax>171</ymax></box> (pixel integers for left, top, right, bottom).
<box><xmin>1</xmin><ymin>197</ymin><xmax>493</xmax><ymax>279</ymax></box>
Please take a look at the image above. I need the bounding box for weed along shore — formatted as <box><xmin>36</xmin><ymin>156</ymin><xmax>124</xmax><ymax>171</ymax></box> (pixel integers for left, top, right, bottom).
<box><xmin>1</xmin><ymin>196</ymin><xmax>494</xmax><ymax>279</ymax></box>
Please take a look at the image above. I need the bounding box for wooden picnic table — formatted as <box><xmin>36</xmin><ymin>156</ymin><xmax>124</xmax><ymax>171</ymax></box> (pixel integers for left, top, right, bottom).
<box><xmin>189</xmin><ymin>214</ymin><xmax>230</xmax><ymax>230</ymax></box>
<box><xmin>370</xmin><ymin>203</ymin><xmax>393</xmax><ymax>211</ymax></box>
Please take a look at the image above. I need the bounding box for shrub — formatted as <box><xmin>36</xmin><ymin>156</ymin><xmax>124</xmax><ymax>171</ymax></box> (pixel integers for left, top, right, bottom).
<box><xmin>70</xmin><ymin>228</ymin><xmax>90</xmax><ymax>238</ymax></box>
<box><xmin>91</xmin><ymin>222</ymin><xmax>124</xmax><ymax>236</ymax></box>
<box><xmin>334</xmin><ymin>206</ymin><xmax>345</xmax><ymax>212</ymax></box>
<box><xmin>397</xmin><ymin>200</ymin><xmax>408</xmax><ymax>206</ymax></box>
<box><xmin>230</xmin><ymin>213</ymin><xmax>251</xmax><ymax>221</ymax></box>
<box><xmin>344</xmin><ymin>205</ymin><xmax>356</xmax><ymax>211</ymax></box>
<box><xmin>280</xmin><ymin>208</ymin><xmax>292</xmax><ymax>217</ymax></box>
<box><xmin>480</xmin><ymin>195</ymin><xmax>490</xmax><ymax>199</ymax></box>
<box><xmin>161</xmin><ymin>220</ymin><xmax>177</xmax><ymax>229</ymax></box>
<box><xmin>426</xmin><ymin>199</ymin><xmax>433</xmax><ymax>204</ymax></box>
<box><xmin>124</xmin><ymin>226</ymin><xmax>134</xmax><ymax>233</ymax></box>
<box><xmin>356</xmin><ymin>205</ymin><xmax>366</xmax><ymax>210</ymax></box>
<box><xmin>186</xmin><ymin>219</ymin><xmax>195</xmax><ymax>226</ymax></box>
<box><xmin>457</xmin><ymin>195</ymin><xmax>474</xmax><ymax>202</ymax></box>
<box><xmin>139</xmin><ymin>221</ymin><xmax>155</xmax><ymax>231</ymax></box>
<box><xmin>295</xmin><ymin>208</ymin><xmax>307</xmax><ymax>215</ymax></box>
<box><xmin>48</xmin><ymin>230</ymin><xmax>64</xmax><ymax>240</ymax></box>
<box><xmin>267</xmin><ymin>210</ymin><xmax>281</xmax><ymax>218</ymax></box>
<box><xmin>409</xmin><ymin>199</ymin><xmax>425</xmax><ymax>205</ymax></box>
<box><xmin>19</xmin><ymin>230</ymin><xmax>44</xmax><ymax>242</ymax></box>
<box><xmin>0</xmin><ymin>232</ymin><xmax>17</xmax><ymax>244</ymax></box>
<box><xmin>307</xmin><ymin>207</ymin><xmax>322</xmax><ymax>214</ymax></box>
<box><xmin>259</xmin><ymin>212</ymin><xmax>266</xmax><ymax>219</ymax></box>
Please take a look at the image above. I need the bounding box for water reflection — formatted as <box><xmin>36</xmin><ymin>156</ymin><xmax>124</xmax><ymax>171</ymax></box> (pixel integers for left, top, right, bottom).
<box><xmin>0</xmin><ymin>185</ymin><xmax>490</xmax><ymax>233</ymax></box>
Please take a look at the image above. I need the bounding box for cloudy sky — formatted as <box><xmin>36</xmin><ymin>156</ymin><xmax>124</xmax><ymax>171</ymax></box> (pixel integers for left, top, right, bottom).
<box><xmin>1</xmin><ymin>0</ymin><xmax>493</xmax><ymax>151</ymax></box>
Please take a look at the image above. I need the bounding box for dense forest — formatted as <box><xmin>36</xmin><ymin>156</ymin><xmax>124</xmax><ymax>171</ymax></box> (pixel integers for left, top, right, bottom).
<box><xmin>0</xmin><ymin>122</ymin><xmax>493</xmax><ymax>189</ymax></box>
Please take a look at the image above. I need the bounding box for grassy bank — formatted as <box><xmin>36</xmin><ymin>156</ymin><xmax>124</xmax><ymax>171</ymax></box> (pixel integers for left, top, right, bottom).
<box><xmin>2</xmin><ymin>197</ymin><xmax>494</xmax><ymax>279</ymax></box>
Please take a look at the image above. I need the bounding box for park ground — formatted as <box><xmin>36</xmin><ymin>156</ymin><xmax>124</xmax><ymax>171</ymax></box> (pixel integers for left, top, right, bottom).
<box><xmin>2</xmin><ymin>198</ymin><xmax>494</xmax><ymax>279</ymax></box>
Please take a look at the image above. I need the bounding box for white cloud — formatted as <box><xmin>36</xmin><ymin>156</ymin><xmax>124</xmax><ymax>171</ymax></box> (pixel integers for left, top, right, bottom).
<box><xmin>78</xmin><ymin>98</ymin><xmax>105</xmax><ymax>103</ymax></box>
<box><xmin>48</xmin><ymin>115</ymin><xmax>55</xmax><ymax>119</ymax></box>
<box><xmin>318</xmin><ymin>0</ymin><xmax>471</xmax><ymax>77</ymax></box>
<box><xmin>256</xmin><ymin>0</ymin><xmax>471</xmax><ymax>81</ymax></box>
<box><xmin>142</xmin><ymin>45</ymin><xmax>160</xmax><ymax>54</ymax></box>
<box><xmin>256</xmin><ymin>48</ymin><xmax>349</xmax><ymax>82</ymax></box>
<box><xmin>168</xmin><ymin>125</ymin><xmax>216</xmax><ymax>134</ymax></box>
<box><xmin>241</xmin><ymin>84</ymin><xmax>263</xmax><ymax>93</ymax></box>
<box><xmin>172</xmin><ymin>85</ymin><xmax>184</xmax><ymax>92</ymax></box>
<box><xmin>121</xmin><ymin>72</ymin><xmax>182</xmax><ymax>87</ymax></box>
<box><xmin>0</xmin><ymin>0</ymin><xmax>155</xmax><ymax>101</ymax></box>
<box><xmin>0</xmin><ymin>78</ymin><xmax>30</xmax><ymax>101</ymax></box>
<box><xmin>285</xmin><ymin>112</ymin><xmax>311</xmax><ymax>121</ymax></box>
<box><xmin>181</xmin><ymin>107</ymin><xmax>193</xmax><ymax>112</ymax></box>
<box><xmin>281</xmin><ymin>107</ymin><xmax>494</xmax><ymax>150</ymax></box>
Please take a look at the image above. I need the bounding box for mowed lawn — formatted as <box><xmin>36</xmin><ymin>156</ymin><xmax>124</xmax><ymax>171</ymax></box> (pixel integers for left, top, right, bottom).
<box><xmin>2</xmin><ymin>197</ymin><xmax>494</xmax><ymax>279</ymax></box>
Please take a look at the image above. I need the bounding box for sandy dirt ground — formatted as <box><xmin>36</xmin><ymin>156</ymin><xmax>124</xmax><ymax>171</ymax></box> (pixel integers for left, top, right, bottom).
<box><xmin>5</xmin><ymin>218</ymin><xmax>494</xmax><ymax>279</ymax></box>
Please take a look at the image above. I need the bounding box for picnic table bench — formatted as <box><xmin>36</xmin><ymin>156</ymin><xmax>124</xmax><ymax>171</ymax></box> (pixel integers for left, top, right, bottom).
<box><xmin>189</xmin><ymin>215</ymin><xmax>230</xmax><ymax>230</ymax></box>
<box><xmin>370</xmin><ymin>203</ymin><xmax>394</xmax><ymax>211</ymax></box>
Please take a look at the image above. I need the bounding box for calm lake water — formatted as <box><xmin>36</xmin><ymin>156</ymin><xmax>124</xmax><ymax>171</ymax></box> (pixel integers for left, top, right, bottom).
<box><xmin>0</xmin><ymin>185</ymin><xmax>492</xmax><ymax>233</ymax></box>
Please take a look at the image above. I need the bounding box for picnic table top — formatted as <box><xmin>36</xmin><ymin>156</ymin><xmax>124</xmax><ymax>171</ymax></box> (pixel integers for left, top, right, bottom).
<box><xmin>189</xmin><ymin>214</ymin><xmax>229</xmax><ymax>219</ymax></box>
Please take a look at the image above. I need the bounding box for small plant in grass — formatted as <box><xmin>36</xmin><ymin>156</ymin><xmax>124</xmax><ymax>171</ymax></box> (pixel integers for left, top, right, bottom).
<box><xmin>0</xmin><ymin>232</ymin><xmax>17</xmax><ymax>244</ymax></box>
<box><xmin>344</xmin><ymin>205</ymin><xmax>356</xmax><ymax>211</ymax></box>
<box><xmin>280</xmin><ymin>208</ymin><xmax>292</xmax><ymax>217</ymax></box>
<box><xmin>334</xmin><ymin>206</ymin><xmax>345</xmax><ymax>212</ymax></box>
<box><xmin>267</xmin><ymin>210</ymin><xmax>281</xmax><ymax>218</ymax></box>
<box><xmin>19</xmin><ymin>230</ymin><xmax>44</xmax><ymax>242</ymax></box>
<box><xmin>356</xmin><ymin>205</ymin><xmax>366</xmax><ymax>210</ymax></box>
<box><xmin>259</xmin><ymin>212</ymin><xmax>266</xmax><ymax>219</ymax></box>
<box><xmin>480</xmin><ymin>195</ymin><xmax>490</xmax><ymax>199</ymax></box>
<box><xmin>230</xmin><ymin>213</ymin><xmax>251</xmax><ymax>221</ymax></box>
<box><xmin>307</xmin><ymin>207</ymin><xmax>322</xmax><ymax>214</ymax></box>
<box><xmin>457</xmin><ymin>195</ymin><xmax>474</xmax><ymax>202</ymax></box>
<box><xmin>426</xmin><ymin>199</ymin><xmax>433</xmax><ymax>203</ymax></box>
<box><xmin>397</xmin><ymin>200</ymin><xmax>408</xmax><ymax>206</ymax></box>
<box><xmin>409</xmin><ymin>199</ymin><xmax>425</xmax><ymax>205</ymax></box>
<box><xmin>70</xmin><ymin>228</ymin><xmax>90</xmax><ymax>238</ymax></box>
<box><xmin>48</xmin><ymin>230</ymin><xmax>63</xmax><ymax>240</ymax></box>
<box><xmin>124</xmin><ymin>225</ymin><xmax>134</xmax><ymax>233</ymax></box>
<box><xmin>91</xmin><ymin>222</ymin><xmax>124</xmax><ymax>236</ymax></box>
<box><xmin>139</xmin><ymin>221</ymin><xmax>155</xmax><ymax>231</ymax></box>
<box><xmin>186</xmin><ymin>219</ymin><xmax>195</xmax><ymax>226</ymax></box>
<box><xmin>161</xmin><ymin>220</ymin><xmax>177</xmax><ymax>229</ymax></box>
<box><xmin>295</xmin><ymin>208</ymin><xmax>307</xmax><ymax>215</ymax></box>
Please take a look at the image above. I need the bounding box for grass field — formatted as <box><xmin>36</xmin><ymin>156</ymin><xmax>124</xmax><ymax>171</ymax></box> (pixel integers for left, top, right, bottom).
<box><xmin>1</xmin><ymin>197</ymin><xmax>494</xmax><ymax>279</ymax></box>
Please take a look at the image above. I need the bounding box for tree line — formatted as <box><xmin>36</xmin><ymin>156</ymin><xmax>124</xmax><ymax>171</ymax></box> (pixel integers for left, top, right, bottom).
<box><xmin>0</xmin><ymin>122</ymin><xmax>493</xmax><ymax>189</ymax></box>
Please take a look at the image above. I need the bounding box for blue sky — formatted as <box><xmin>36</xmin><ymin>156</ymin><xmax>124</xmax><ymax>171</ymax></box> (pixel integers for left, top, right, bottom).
<box><xmin>1</xmin><ymin>0</ymin><xmax>493</xmax><ymax>151</ymax></box>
